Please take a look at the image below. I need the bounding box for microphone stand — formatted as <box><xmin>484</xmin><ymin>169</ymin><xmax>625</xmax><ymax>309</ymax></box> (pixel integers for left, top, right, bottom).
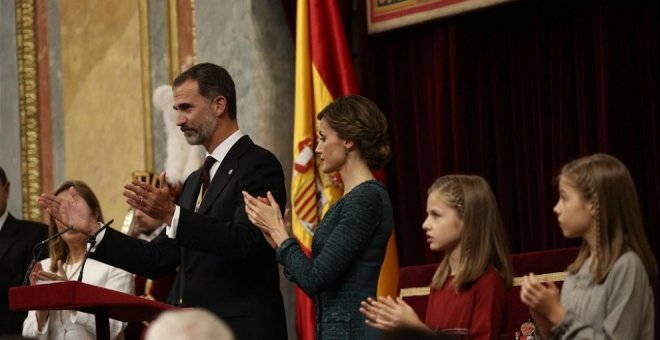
<box><xmin>77</xmin><ymin>219</ymin><xmax>113</xmax><ymax>282</ymax></box>
<box><xmin>22</xmin><ymin>226</ymin><xmax>74</xmax><ymax>286</ymax></box>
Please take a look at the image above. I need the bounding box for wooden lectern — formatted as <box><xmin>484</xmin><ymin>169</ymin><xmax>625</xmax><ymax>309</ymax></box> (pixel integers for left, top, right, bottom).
<box><xmin>9</xmin><ymin>281</ymin><xmax>175</xmax><ymax>340</ymax></box>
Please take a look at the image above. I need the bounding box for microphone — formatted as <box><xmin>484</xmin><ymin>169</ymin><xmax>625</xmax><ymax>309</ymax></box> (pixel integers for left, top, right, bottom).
<box><xmin>39</xmin><ymin>226</ymin><xmax>74</xmax><ymax>245</ymax></box>
<box><xmin>22</xmin><ymin>226</ymin><xmax>74</xmax><ymax>285</ymax></box>
<box><xmin>77</xmin><ymin>219</ymin><xmax>113</xmax><ymax>282</ymax></box>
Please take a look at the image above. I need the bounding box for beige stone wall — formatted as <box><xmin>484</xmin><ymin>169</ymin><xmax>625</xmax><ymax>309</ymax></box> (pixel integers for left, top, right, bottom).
<box><xmin>60</xmin><ymin>1</ymin><xmax>146</xmax><ymax>226</ymax></box>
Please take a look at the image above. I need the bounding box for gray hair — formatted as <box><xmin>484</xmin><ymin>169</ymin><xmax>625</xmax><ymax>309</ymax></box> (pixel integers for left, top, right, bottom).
<box><xmin>145</xmin><ymin>308</ymin><xmax>234</xmax><ymax>340</ymax></box>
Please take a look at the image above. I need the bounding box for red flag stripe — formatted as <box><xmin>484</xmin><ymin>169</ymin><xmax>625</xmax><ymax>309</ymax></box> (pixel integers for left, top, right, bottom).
<box><xmin>293</xmin><ymin>181</ymin><xmax>316</xmax><ymax>206</ymax></box>
<box><xmin>300</xmin><ymin>202</ymin><xmax>319</xmax><ymax>223</ymax></box>
<box><xmin>309</xmin><ymin>1</ymin><xmax>359</xmax><ymax>97</ymax></box>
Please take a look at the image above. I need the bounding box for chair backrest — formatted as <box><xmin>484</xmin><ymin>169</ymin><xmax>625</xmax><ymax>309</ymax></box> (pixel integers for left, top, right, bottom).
<box><xmin>398</xmin><ymin>263</ymin><xmax>438</xmax><ymax>319</ymax></box>
<box><xmin>507</xmin><ymin>247</ymin><xmax>579</xmax><ymax>336</ymax></box>
<box><xmin>398</xmin><ymin>247</ymin><xmax>580</xmax><ymax>338</ymax></box>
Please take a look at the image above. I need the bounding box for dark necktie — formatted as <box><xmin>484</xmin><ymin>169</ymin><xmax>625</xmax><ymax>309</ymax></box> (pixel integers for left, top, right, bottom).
<box><xmin>201</xmin><ymin>155</ymin><xmax>216</xmax><ymax>196</ymax></box>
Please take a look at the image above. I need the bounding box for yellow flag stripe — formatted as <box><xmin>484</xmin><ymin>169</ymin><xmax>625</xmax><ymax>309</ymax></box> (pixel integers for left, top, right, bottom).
<box><xmin>292</xmin><ymin>0</ymin><xmax>315</xmax><ymax>252</ymax></box>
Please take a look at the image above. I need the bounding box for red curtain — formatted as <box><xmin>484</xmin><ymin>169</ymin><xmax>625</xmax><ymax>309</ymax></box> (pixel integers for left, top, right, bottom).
<box><xmin>279</xmin><ymin>0</ymin><xmax>659</xmax><ymax>266</ymax></box>
<box><xmin>359</xmin><ymin>0</ymin><xmax>659</xmax><ymax>266</ymax></box>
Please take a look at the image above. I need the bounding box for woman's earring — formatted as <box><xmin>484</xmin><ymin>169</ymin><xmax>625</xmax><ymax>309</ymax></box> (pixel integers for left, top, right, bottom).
<box><xmin>345</xmin><ymin>148</ymin><xmax>349</xmax><ymax>156</ymax></box>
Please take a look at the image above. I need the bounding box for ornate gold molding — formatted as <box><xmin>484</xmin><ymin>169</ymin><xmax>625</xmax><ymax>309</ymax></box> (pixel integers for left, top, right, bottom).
<box><xmin>399</xmin><ymin>271</ymin><xmax>569</xmax><ymax>298</ymax></box>
<box><xmin>168</xmin><ymin>0</ymin><xmax>196</xmax><ymax>80</ymax></box>
<box><xmin>15</xmin><ymin>0</ymin><xmax>42</xmax><ymax>221</ymax></box>
<box><xmin>167</xmin><ymin>0</ymin><xmax>179</xmax><ymax>81</ymax></box>
<box><xmin>139</xmin><ymin>0</ymin><xmax>153</xmax><ymax>171</ymax></box>
<box><xmin>399</xmin><ymin>286</ymin><xmax>430</xmax><ymax>298</ymax></box>
<box><xmin>191</xmin><ymin>0</ymin><xmax>197</xmax><ymax>65</ymax></box>
<box><xmin>512</xmin><ymin>271</ymin><xmax>567</xmax><ymax>287</ymax></box>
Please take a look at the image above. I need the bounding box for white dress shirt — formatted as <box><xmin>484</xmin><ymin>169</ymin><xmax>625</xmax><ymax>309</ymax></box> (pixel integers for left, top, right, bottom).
<box><xmin>167</xmin><ymin>130</ymin><xmax>244</xmax><ymax>238</ymax></box>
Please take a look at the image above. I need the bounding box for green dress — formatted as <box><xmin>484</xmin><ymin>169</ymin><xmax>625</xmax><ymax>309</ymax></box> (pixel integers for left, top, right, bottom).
<box><xmin>277</xmin><ymin>180</ymin><xmax>394</xmax><ymax>340</ymax></box>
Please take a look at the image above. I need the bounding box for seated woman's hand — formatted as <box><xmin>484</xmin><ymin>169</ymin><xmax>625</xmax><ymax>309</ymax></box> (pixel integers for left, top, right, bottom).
<box><xmin>28</xmin><ymin>262</ymin><xmax>44</xmax><ymax>286</ymax></box>
<box><xmin>30</xmin><ymin>261</ymin><xmax>66</xmax><ymax>284</ymax></box>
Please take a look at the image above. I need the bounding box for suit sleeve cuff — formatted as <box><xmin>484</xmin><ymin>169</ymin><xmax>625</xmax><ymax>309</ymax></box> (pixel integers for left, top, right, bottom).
<box><xmin>90</xmin><ymin>222</ymin><xmax>106</xmax><ymax>253</ymax></box>
<box><xmin>166</xmin><ymin>205</ymin><xmax>181</xmax><ymax>239</ymax></box>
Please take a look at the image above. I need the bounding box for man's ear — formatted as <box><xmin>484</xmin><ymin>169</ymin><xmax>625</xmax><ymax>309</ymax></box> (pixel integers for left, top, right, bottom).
<box><xmin>343</xmin><ymin>139</ymin><xmax>355</xmax><ymax>152</ymax></box>
<box><xmin>213</xmin><ymin>96</ymin><xmax>227</xmax><ymax>117</ymax></box>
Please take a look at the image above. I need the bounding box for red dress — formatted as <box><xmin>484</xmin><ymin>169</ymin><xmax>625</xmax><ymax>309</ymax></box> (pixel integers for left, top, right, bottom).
<box><xmin>424</xmin><ymin>268</ymin><xmax>507</xmax><ymax>340</ymax></box>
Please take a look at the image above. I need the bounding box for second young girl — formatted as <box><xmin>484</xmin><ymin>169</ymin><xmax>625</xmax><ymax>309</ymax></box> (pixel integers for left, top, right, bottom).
<box><xmin>361</xmin><ymin>175</ymin><xmax>512</xmax><ymax>339</ymax></box>
<box><xmin>520</xmin><ymin>153</ymin><xmax>657</xmax><ymax>339</ymax></box>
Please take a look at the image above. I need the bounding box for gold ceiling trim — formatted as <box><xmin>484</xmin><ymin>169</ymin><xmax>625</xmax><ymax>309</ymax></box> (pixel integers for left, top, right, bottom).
<box><xmin>15</xmin><ymin>0</ymin><xmax>42</xmax><ymax>221</ymax></box>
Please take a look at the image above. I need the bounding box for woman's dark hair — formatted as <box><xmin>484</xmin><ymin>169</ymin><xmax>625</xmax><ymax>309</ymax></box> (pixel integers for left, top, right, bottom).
<box><xmin>317</xmin><ymin>95</ymin><xmax>391</xmax><ymax>169</ymax></box>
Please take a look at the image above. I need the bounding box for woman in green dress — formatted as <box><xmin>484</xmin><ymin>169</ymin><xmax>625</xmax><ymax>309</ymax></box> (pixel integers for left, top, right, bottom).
<box><xmin>243</xmin><ymin>95</ymin><xmax>394</xmax><ymax>340</ymax></box>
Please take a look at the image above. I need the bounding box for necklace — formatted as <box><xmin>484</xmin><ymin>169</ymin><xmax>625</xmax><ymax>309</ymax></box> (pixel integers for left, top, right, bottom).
<box><xmin>63</xmin><ymin>260</ymin><xmax>84</xmax><ymax>280</ymax></box>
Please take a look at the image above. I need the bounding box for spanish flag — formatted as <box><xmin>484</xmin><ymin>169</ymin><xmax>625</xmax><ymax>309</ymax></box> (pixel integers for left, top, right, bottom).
<box><xmin>291</xmin><ymin>1</ymin><xmax>399</xmax><ymax>339</ymax></box>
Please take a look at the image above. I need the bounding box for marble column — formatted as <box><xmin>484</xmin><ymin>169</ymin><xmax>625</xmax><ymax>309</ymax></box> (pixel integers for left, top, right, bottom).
<box><xmin>0</xmin><ymin>0</ymin><xmax>23</xmax><ymax>217</ymax></box>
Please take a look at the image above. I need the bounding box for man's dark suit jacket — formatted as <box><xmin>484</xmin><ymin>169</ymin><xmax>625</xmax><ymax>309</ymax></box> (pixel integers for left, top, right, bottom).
<box><xmin>0</xmin><ymin>214</ymin><xmax>47</xmax><ymax>335</ymax></box>
<box><xmin>93</xmin><ymin>136</ymin><xmax>288</xmax><ymax>340</ymax></box>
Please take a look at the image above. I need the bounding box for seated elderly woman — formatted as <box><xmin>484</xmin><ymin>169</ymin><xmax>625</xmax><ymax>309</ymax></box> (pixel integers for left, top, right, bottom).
<box><xmin>23</xmin><ymin>181</ymin><xmax>134</xmax><ymax>340</ymax></box>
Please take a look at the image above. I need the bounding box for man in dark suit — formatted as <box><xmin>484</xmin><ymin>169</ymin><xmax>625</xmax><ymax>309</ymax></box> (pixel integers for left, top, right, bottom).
<box><xmin>39</xmin><ymin>64</ymin><xmax>288</xmax><ymax>340</ymax></box>
<box><xmin>0</xmin><ymin>166</ymin><xmax>47</xmax><ymax>336</ymax></box>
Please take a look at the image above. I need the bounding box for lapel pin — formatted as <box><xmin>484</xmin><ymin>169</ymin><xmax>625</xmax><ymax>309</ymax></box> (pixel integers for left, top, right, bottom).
<box><xmin>228</xmin><ymin>169</ymin><xmax>233</xmax><ymax>175</ymax></box>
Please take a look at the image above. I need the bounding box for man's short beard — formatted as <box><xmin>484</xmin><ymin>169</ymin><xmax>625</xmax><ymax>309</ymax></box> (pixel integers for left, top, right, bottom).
<box><xmin>184</xmin><ymin>132</ymin><xmax>205</xmax><ymax>145</ymax></box>
<box><xmin>184</xmin><ymin>113</ymin><xmax>217</xmax><ymax>146</ymax></box>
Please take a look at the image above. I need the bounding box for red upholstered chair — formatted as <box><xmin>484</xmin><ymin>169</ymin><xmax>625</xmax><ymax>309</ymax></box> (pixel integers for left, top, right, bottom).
<box><xmin>398</xmin><ymin>264</ymin><xmax>438</xmax><ymax>320</ymax></box>
<box><xmin>398</xmin><ymin>247</ymin><xmax>579</xmax><ymax>338</ymax></box>
<box><xmin>507</xmin><ymin>247</ymin><xmax>579</xmax><ymax>336</ymax></box>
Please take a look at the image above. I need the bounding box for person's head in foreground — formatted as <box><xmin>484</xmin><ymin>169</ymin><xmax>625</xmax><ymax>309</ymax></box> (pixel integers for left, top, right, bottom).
<box><xmin>145</xmin><ymin>308</ymin><xmax>234</xmax><ymax>340</ymax></box>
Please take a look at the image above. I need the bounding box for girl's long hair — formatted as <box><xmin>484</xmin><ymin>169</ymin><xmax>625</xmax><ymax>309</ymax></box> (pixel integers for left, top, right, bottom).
<box><xmin>561</xmin><ymin>154</ymin><xmax>657</xmax><ymax>284</ymax></box>
<box><xmin>429</xmin><ymin>175</ymin><xmax>512</xmax><ymax>291</ymax></box>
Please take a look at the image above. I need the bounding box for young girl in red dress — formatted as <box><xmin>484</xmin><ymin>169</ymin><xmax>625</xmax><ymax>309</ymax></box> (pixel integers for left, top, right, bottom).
<box><xmin>361</xmin><ymin>175</ymin><xmax>512</xmax><ymax>339</ymax></box>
